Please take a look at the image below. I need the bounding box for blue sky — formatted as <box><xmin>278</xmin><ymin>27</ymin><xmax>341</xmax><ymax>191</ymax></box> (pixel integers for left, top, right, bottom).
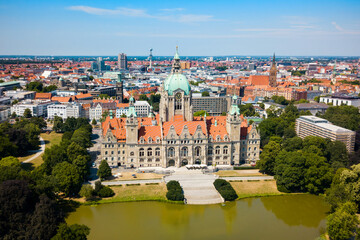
<box><xmin>1</xmin><ymin>0</ymin><xmax>360</xmax><ymax>56</ymax></box>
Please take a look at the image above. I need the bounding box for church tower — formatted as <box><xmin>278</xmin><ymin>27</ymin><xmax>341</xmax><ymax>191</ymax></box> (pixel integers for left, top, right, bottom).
<box><xmin>160</xmin><ymin>47</ymin><xmax>193</xmax><ymax>122</ymax></box>
<box><xmin>116</xmin><ymin>73</ymin><xmax>123</xmax><ymax>103</ymax></box>
<box><xmin>269</xmin><ymin>53</ymin><xmax>277</xmax><ymax>87</ymax></box>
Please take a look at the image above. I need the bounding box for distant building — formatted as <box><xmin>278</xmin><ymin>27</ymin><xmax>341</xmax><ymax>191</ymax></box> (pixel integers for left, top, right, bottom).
<box><xmin>11</xmin><ymin>100</ymin><xmax>52</xmax><ymax>117</ymax></box>
<box><xmin>0</xmin><ymin>81</ymin><xmax>21</xmax><ymax>91</ymax></box>
<box><xmin>295</xmin><ymin>103</ymin><xmax>329</xmax><ymax>115</ymax></box>
<box><xmin>192</xmin><ymin>94</ymin><xmax>231</xmax><ymax>116</ymax></box>
<box><xmin>320</xmin><ymin>94</ymin><xmax>360</xmax><ymax>107</ymax></box>
<box><xmin>295</xmin><ymin>115</ymin><xmax>355</xmax><ymax>152</ymax></box>
<box><xmin>118</xmin><ymin>53</ymin><xmax>128</xmax><ymax>70</ymax></box>
<box><xmin>47</xmin><ymin>102</ymin><xmax>82</xmax><ymax>119</ymax></box>
<box><xmin>134</xmin><ymin>101</ymin><xmax>150</xmax><ymax>117</ymax></box>
<box><xmin>0</xmin><ymin>105</ymin><xmax>10</xmax><ymax>122</ymax></box>
<box><xmin>269</xmin><ymin>54</ymin><xmax>277</xmax><ymax>87</ymax></box>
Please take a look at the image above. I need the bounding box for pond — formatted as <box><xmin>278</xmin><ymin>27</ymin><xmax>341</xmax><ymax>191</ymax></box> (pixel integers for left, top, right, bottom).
<box><xmin>67</xmin><ymin>194</ymin><xmax>329</xmax><ymax>240</ymax></box>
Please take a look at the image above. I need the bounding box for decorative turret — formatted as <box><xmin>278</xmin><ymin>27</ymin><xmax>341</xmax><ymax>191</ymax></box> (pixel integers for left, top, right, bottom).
<box><xmin>116</xmin><ymin>73</ymin><xmax>123</xmax><ymax>102</ymax></box>
<box><xmin>229</xmin><ymin>95</ymin><xmax>240</xmax><ymax>116</ymax></box>
<box><xmin>126</xmin><ymin>96</ymin><xmax>137</xmax><ymax>118</ymax></box>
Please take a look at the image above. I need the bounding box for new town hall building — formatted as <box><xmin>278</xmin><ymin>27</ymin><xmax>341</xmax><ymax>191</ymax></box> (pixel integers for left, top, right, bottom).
<box><xmin>101</xmin><ymin>48</ymin><xmax>260</xmax><ymax>168</ymax></box>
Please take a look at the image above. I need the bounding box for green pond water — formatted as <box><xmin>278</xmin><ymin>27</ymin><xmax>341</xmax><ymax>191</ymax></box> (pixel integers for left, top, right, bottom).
<box><xmin>67</xmin><ymin>195</ymin><xmax>329</xmax><ymax>240</ymax></box>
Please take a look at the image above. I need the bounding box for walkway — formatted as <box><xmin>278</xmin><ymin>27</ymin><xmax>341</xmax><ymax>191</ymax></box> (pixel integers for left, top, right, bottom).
<box><xmin>100</xmin><ymin>179</ymin><xmax>163</xmax><ymax>186</ymax></box>
<box><xmin>22</xmin><ymin>137</ymin><xmax>45</xmax><ymax>163</ymax></box>
<box><xmin>165</xmin><ymin>168</ymin><xmax>224</xmax><ymax>205</ymax></box>
<box><xmin>220</xmin><ymin>176</ymin><xmax>274</xmax><ymax>181</ymax></box>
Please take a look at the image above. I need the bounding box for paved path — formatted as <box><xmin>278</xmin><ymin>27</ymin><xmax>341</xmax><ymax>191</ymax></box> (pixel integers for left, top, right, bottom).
<box><xmin>22</xmin><ymin>137</ymin><xmax>45</xmax><ymax>163</ymax></box>
<box><xmin>165</xmin><ymin>169</ymin><xmax>224</xmax><ymax>205</ymax></box>
<box><xmin>97</xmin><ymin>179</ymin><xmax>163</xmax><ymax>186</ymax></box>
<box><xmin>220</xmin><ymin>176</ymin><xmax>274</xmax><ymax>181</ymax></box>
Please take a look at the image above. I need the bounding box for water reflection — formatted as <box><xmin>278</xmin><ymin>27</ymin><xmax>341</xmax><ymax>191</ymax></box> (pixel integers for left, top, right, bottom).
<box><xmin>67</xmin><ymin>195</ymin><xmax>329</xmax><ymax>240</ymax></box>
<box><xmin>261</xmin><ymin>194</ymin><xmax>329</xmax><ymax>227</ymax></box>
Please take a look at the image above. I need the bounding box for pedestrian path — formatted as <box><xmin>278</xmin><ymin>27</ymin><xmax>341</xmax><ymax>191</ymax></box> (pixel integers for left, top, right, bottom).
<box><xmin>165</xmin><ymin>169</ymin><xmax>224</xmax><ymax>205</ymax></box>
<box><xmin>22</xmin><ymin>137</ymin><xmax>45</xmax><ymax>163</ymax></box>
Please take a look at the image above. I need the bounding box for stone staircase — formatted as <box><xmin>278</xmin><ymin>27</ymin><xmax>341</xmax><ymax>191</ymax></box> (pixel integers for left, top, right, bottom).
<box><xmin>164</xmin><ymin>169</ymin><xmax>224</xmax><ymax>205</ymax></box>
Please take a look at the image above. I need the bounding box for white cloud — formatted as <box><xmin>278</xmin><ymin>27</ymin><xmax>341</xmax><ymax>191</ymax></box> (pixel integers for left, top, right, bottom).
<box><xmin>331</xmin><ymin>22</ymin><xmax>360</xmax><ymax>35</ymax></box>
<box><xmin>68</xmin><ymin>6</ymin><xmax>150</xmax><ymax>17</ymax></box>
<box><xmin>160</xmin><ymin>8</ymin><xmax>185</xmax><ymax>12</ymax></box>
<box><xmin>68</xmin><ymin>5</ymin><xmax>217</xmax><ymax>23</ymax></box>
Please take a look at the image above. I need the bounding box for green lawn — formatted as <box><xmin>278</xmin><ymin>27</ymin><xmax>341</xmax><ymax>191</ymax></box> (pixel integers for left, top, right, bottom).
<box><xmin>19</xmin><ymin>132</ymin><xmax>63</xmax><ymax>168</ymax></box>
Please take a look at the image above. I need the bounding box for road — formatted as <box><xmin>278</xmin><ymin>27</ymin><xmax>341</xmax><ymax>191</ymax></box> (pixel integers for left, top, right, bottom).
<box><xmin>88</xmin><ymin>128</ymin><xmax>102</xmax><ymax>181</ymax></box>
<box><xmin>22</xmin><ymin>137</ymin><xmax>45</xmax><ymax>163</ymax></box>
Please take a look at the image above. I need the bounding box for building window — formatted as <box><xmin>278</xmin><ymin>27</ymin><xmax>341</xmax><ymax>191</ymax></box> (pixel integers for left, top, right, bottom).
<box><xmin>215</xmin><ymin>146</ymin><xmax>220</xmax><ymax>155</ymax></box>
<box><xmin>155</xmin><ymin>148</ymin><xmax>160</xmax><ymax>156</ymax></box>
<box><xmin>139</xmin><ymin>148</ymin><xmax>144</xmax><ymax>157</ymax></box>
<box><xmin>223</xmin><ymin>146</ymin><xmax>228</xmax><ymax>155</ymax></box>
<box><xmin>195</xmin><ymin>146</ymin><xmax>201</xmax><ymax>156</ymax></box>
<box><xmin>181</xmin><ymin>147</ymin><xmax>188</xmax><ymax>157</ymax></box>
<box><xmin>147</xmin><ymin>148</ymin><xmax>152</xmax><ymax>156</ymax></box>
<box><xmin>175</xmin><ymin>93</ymin><xmax>182</xmax><ymax>110</ymax></box>
<box><xmin>208</xmin><ymin>147</ymin><xmax>213</xmax><ymax>155</ymax></box>
<box><xmin>168</xmin><ymin>147</ymin><xmax>175</xmax><ymax>157</ymax></box>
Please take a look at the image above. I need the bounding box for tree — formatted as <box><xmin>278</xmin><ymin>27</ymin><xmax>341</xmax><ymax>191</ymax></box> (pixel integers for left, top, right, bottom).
<box><xmin>23</xmin><ymin>108</ymin><xmax>32</xmax><ymax>118</ymax></box>
<box><xmin>79</xmin><ymin>185</ymin><xmax>94</xmax><ymax>200</ymax></box>
<box><xmin>99</xmin><ymin>94</ymin><xmax>110</xmax><ymax>99</ymax></box>
<box><xmin>257</xmin><ymin>141</ymin><xmax>281</xmax><ymax>175</ymax></box>
<box><xmin>26</xmin><ymin>81</ymin><xmax>43</xmax><ymax>92</ymax></box>
<box><xmin>139</xmin><ymin>94</ymin><xmax>149</xmax><ymax>101</ymax></box>
<box><xmin>327</xmin><ymin>202</ymin><xmax>359</xmax><ymax>240</ymax></box>
<box><xmin>53</xmin><ymin>116</ymin><xmax>64</xmax><ymax>133</ymax></box>
<box><xmin>314</xmin><ymin>96</ymin><xmax>320</xmax><ymax>103</ymax></box>
<box><xmin>73</xmin><ymin>155</ymin><xmax>90</xmax><ymax>180</ymax></box>
<box><xmin>71</xmin><ymin>127</ymin><xmax>92</xmax><ymax>148</ymax></box>
<box><xmin>42</xmin><ymin>144</ymin><xmax>68</xmax><ymax>174</ymax></box>
<box><xmin>319</xmin><ymin>105</ymin><xmax>360</xmax><ymax>131</ymax></box>
<box><xmin>10</xmin><ymin>112</ymin><xmax>17</xmax><ymax>118</ymax></box>
<box><xmin>97</xmin><ymin>160</ymin><xmax>112</xmax><ymax>180</ymax></box>
<box><xmin>193</xmin><ymin>110</ymin><xmax>208</xmax><ymax>117</ymax></box>
<box><xmin>52</xmin><ymin>162</ymin><xmax>83</xmax><ymax>196</ymax></box>
<box><xmin>325</xmin><ymin>141</ymin><xmax>349</xmax><ymax>170</ymax></box>
<box><xmin>240</xmin><ymin>104</ymin><xmax>256</xmax><ymax>117</ymax></box>
<box><xmin>91</xmin><ymin>119</ymin><xmax>97</xmax><ymax>125</ymax></box>
<box><xmin>67</xmin><ymin>142</ymin><xmax>88</xmax><ymax>161</ymax></box>
<box><xmin>201</xmin><ymin>91</ymin><xmax>210</xmax><ymax>97</ymax></box>
<box><xmin>52</xmin><ymin>223</ymin><xmax>90</xmax><ymax>240</ymax></box>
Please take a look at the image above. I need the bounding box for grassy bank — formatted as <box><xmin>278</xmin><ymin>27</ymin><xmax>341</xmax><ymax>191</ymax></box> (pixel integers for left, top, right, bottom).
<box><xmin>230</xmin><ymin>180</ymin><xmax>286</xmax><ymax>199</ymax></box>
<box><xmin>81</xmin><ymin>183</ymin><xmax>183</xmax><ymax>205</ymax></box>
<box><xmin>215</xmin><ymin>170</ymin><xmax>265</xmax><ymax>177</ymax></box>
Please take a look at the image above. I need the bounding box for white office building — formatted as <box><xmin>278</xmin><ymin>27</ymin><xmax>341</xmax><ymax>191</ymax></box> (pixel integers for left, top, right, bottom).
<box><xmin>47</xmin><ymin>103</ymin><xmax>82</xmax><ymax>119</ymax></box>
<box><xmin>134</xmin><ymin>101</ymin><xmax>150</xmax><ymax>117</ymax></box>
<box><xmin>11</xmin><ymin>100</ymin><xmax>52</xmax><ymax>117</ymax></box>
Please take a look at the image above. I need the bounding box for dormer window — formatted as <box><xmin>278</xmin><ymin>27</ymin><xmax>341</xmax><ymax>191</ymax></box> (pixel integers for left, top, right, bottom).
<box><xmin>148</xmin><ymin>137</ymin><xmax>152</xmax><ymax>143</ymax></box>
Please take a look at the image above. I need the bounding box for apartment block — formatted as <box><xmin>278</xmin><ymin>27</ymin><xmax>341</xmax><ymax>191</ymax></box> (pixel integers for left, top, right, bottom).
<box><xmin>295</xmin><ymin>115</ymin><xmax>355</xmax><ymax>152</ymax></box>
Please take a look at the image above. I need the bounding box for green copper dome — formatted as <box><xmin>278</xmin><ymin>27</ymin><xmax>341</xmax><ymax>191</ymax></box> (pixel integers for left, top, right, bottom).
<box><xmin>163</xmin><ymin>47</ymin><xmax>191</xmax><ymax>96</ymax></box>
<box><xmin>164</xmin><ymin>73</ymin><xmax>191</xmax><ymax>96</ymax></box>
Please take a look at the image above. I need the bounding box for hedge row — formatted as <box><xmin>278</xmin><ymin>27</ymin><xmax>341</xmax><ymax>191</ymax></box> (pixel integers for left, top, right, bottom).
<box><xmin>213</xmin><ymin>179</ymin><xmax>238</xmax><ymax>201</ymax></box>
<box><xmin>166</xmin><ymin>180</ymin><xmax>184</xmax><ymax>201</ymax></box>
<box><xmin>233</xmin><ymin>166</ymin><xmax>258</xmax><ymax>170</ymax></box>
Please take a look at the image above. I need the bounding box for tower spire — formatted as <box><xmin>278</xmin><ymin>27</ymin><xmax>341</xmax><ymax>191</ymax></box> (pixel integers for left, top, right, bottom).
<box><xmin>272</xmin><ymin>53</ymin><xmax>275</xmax><ymax>63</ymax></box>
<box><xmin>172</xmin><ymin>46</ymin><xmax>181</xmax><ymax>73</ymax></box>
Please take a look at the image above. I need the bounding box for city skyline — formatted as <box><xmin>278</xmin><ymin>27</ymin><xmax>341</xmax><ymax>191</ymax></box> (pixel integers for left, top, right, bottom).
<box><xmin>1</xmin><ymin>0</ymin><xmax>360</xmax><ymax>56</ymax></box>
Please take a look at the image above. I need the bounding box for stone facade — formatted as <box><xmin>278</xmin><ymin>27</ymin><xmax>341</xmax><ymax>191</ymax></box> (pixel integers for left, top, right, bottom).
<box><xmin>101</xmin><ymin>48</ymin><xmax>260</xmax><ymax>168</ymax></box>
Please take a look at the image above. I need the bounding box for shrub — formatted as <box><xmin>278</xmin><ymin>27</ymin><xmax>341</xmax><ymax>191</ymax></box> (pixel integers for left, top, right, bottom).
<box><xmin>97</xmin><ymin>186</ymin><xmax>115</xmax><ymax>198</ymax></box>
<box><xmin>166</xmin><ymin>180</ymin><xmax>181</xmax><ymax>190</ymax></box>
<box><xmin>165</xmin><ymin>180</ymin><xmax>184</xmax><ymax>201</ymax></box>
<box><xmin>234</xmin><ymin>166</ymin><xmax>257</xmax><ymax>170</ymax></box>
<box><xmin>145</xmin><ymin>183</ymin><xmax>159</xmax><ymax>185</ymax></box>
<box><xmin>213</xmin><ymin>179</ymin><xmax>238</xmax><ymax>201</ymax></box>
<box><xmin>79</xmin><ymin>185</ymin><xmax>94</xmax><ymax>200</ymax></box>
<box><xmin>166</xmin><ymin>190</ymin><xmax>184</xmax><ymax>201</ymax></box>
<box><xmin>126</xmin><ymin>183</ymin><xmax>140</xmax><ymax>186</ymax></box>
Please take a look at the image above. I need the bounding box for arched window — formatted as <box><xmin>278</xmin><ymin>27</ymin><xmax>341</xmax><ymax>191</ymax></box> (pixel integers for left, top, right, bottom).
<box><xmin>147</xmin><ymin>148</ymin><xmax>152</xmax><ymax>156</ymax></box>
<box><xmin>155</xmin><ymin>148</ymin><xmax>160</xmax><ymax>156</ymax></box>
<box><xmin>208</xmin><ymin>147</ymin><xmax>213</xmax><ymax>155</ymax></box>
<box><xmin>175</xmin><ymin>93</ymin><xmax>182</xmax><ymax>110</ymax></box>
<box><xmin>215</xmin><ymin>146</ymin><xmax>221</xmax><ymax>155</ymax></box>
<box><xmin>139</xmin><ymin>148</ymin><xmax>144</xmax><ymax>157</ymax></box>
<box><xmin>195</xmin><ymin>146</ymin><xmax>201</xmax><ymax>156</ymax></box>
<box><xmin>168</xmin><ymin>147</ymin><xmax>175</xmax><ymax>157</ymax></box>
<box><xmin>223</xmin><ymin>146</ymin><xmax>228</xmax><ymax>155</ymax></box>
<box><xmin>181</xmin><ymin>147</ymin><xmax>188</xmax><ymax>157</ymax></box>
<box><xmin>130</xmin><ymin>152</ymin><xmax>134</xmax><ymax>156</ymax></box>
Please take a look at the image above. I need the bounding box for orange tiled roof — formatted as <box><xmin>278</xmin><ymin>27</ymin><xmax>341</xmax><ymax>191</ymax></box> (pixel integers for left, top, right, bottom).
<box><xmin>35</xmin><ymin>92</ymin><xmax>52</xmax><ymax>100</ymax></box>
<box><xmin>51</xmin><ymin>96</ymin><xmax>72</xmax><ymax>103</ymax></box>
<box><xmin>248</xmin><ymin>75</ymin><xmax>269</xmax><ymax>86</ymax></box>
